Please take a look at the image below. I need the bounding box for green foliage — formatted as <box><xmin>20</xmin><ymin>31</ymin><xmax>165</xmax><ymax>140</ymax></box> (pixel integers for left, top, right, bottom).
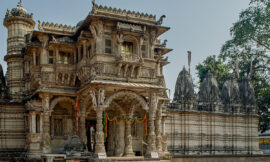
<box><xmin>197</xmin><ymin>0</ymin><xmax>270</xmax><ymax>132</ymax></box>
<box><xmin>196</xmin><ymin>55</ymin><xmax>230</xmax><ymax>90</ymax></box>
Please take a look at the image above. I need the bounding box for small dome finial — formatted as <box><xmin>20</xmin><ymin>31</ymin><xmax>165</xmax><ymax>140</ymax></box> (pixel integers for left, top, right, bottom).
<box><xmin>18</xmin><ymin>0</ymin><xmax>22</xmax><ymax>7</ymax></box>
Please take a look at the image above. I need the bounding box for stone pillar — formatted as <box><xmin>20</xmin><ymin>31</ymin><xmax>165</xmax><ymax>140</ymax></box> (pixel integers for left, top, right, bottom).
<box><xmin>79</xmin><ymin>112</ymin><xmax>87</xmax><ymax>147</ymax></box>
<box><xmin>31</xmin><ymin>111</ymin><xmax>37</xmax><ymax>134</ymax></box>
<box><xmin>33</xmin><ymin>49</ymin><xmax>36</xmax><ymax>66</ymax></box>
<box><xmin>146</xmin><ymin>93</ymin><xmax>158</xmax><ymax>157</ymax></box>
<box><xmin>40</xmin><ymin>113</ymin><xmax>43</xmax><ymax>133</ymax></box>
<box><xmin>55</xmin><ymin>48</ymin><xmax>59</xmax><ymax>64</ymax></box>
<box><xmin>124</xmin><ymin>119</ymin><xmax>135</xmax><ymax>157</ymax></box>
<box><xmin>114</xmin><ymin>122</ymin><xmax>125</xmax><ymax>156</ymax></box>
<box><xmin>83</xmin><ymin>40</ymin><xmax>87</xmax><ymax>58</ymax></box>
<box><xmin>155</xmin><ymin>108</ymin><xmax>162</xmax><ymax>156</ymax></box>
<box><xmin>78</xmin><ymin>46</ymin><xmax>81</xmax><ymax>61</ymax></box>
<box><xmin>37</xmin><ymin>35</ymin><xmax>49</xmax><ymax>65</ymax></box>
<box><xmin>41</xmin><ymin>94</ymin><xmax>52</xmax><ymax>154</ymax></box>
<box><xmin>95</xmin><ymin>106</ymin><xmax>106</xmax><ymax>154</ymax></box>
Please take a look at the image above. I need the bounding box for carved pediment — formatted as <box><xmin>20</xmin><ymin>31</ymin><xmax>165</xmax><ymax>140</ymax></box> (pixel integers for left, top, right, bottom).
<box><xmin>117</xmin><ymin>22</ymin><xmax>146</xmax><ymax>33</ymax></box>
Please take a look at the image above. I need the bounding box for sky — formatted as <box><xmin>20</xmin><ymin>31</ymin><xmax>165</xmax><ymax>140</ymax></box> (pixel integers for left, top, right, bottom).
<box><xmin>0</xmin><ymin>0</ymin><xmax>250</xmax><ymax>99</ymax></box>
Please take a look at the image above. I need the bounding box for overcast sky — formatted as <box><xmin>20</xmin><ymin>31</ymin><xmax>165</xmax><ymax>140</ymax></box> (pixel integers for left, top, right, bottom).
<box><xmin>0</xmin><ymin>0</ymin><xmax>249</xmax><ymax>99</ymax></box>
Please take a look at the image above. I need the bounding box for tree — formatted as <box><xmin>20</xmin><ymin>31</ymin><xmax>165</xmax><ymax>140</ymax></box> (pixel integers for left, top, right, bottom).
<box><xmin>197</xmin><ymin>0</ymin><xmax>270</xmax><ymax>132</ymax></box>
<box><xmin>196</xmin><ymin>55</ymin><xmax>230</xmax><ymax>90</ymax></box>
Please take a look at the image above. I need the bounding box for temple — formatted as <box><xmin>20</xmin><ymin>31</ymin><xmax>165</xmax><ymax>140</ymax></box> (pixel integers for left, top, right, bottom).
<box><xmin>0</xmin><ymin>1</ymin><xmax>171</xmax><ymax>161</ymax></box>
<box><xmin>167</xmin><ymin>68</ymin><xmax>261</xmax><ymax>155</ymax></box>
<box><xmin>0</xmin><ymin>1</ymin><xmax>261</xmax><ymax>162</ymax></box>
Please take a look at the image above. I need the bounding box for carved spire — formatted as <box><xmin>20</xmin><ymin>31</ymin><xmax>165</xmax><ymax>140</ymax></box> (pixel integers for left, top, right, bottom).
<box><xmin>198</xmin><ymin>71</ymin><xmax>220</xmax><ymax>103</ymax></box>
<box><xmin>173</xmin><ymin>66</ymin><xmax>195</xmax><ymax>103</ymax></box>
<box><xmin>239</xmin><ymin>76</ymin><xmax>256</xmax><ymax>107</ymax></box>
<box><xmin>19</xmin><ymin>0</ymin><xmax>22</xmax><ymax>7</ymax></box>
<box><xmin>221</xmin><ymin>75</ymin><xmax>240</xmax><ymax>106</ymax></box>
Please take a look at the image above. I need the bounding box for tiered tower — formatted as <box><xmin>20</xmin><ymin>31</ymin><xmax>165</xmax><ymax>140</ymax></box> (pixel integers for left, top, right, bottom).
<box><xmin>3</xmin><ymin>1</ymin><xmax>35</xmax><ymax>100</ymax></box>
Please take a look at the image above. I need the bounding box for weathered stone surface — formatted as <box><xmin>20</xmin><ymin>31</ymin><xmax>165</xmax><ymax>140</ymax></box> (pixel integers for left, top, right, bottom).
<box><xmin>198</xmin><ymin>71</ymin><xmax>220</xmax><ymax>103</ymax></box>
<box><xmin>173</xmin><ymin>67</ymin><xmax>195</xmax><ymax>103</ymax></box>
<box><xmin>221</xmin><ymin>75</ymin><xmax>241</xmax><ymax>105</ymax></box>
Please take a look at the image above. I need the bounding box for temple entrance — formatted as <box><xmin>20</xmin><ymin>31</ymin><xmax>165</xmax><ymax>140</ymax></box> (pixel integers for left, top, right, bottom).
<box><xmin>85</xmin><ymin>107</ymin><xmax>97</xmax><ymax>153</ymax></box>
<box><xmin>86</xmin><ymin>120</ymin><xmax>96</xmax><ymax>152</ymax></box>
<box><xmin>104</xmin><ymin>94</ymin><xmax>148</xmax><ymax>157</ymax></box>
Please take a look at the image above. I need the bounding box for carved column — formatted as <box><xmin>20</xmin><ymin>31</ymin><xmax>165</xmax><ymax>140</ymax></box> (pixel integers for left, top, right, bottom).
<box><xmin>114</xmin><ymin>122</ymin><xmax>125</xmax><ymax>156</ymax></box>
<box><xmin>124</xmin><ymin>110</ymin><xmax>135</xmax><ymax>157</ymax></box>
<box><xmin>155</xmin><ymin>106</ymin><xmax>163</xmax><ymax>156</ymax></box>
<box><xmin>95</xmin><ymin>106</ymin><xmax>106</xmax><ymax>154</ymax></box>
<box><xmin>37</xmin><ymin>35</ymin><xmax>49</xmax><ymax>65</ymax></box>
<box><xmin>31</xmin><ymin>111</ymin><xmax>37</xmax><ymax>134</ymax></box>
<box><xmin>82</xmin><ymin>40</ymin><xmax>87</xmax><ymax>58</ymax></box>
<box><xmin>41</xmin><ymin>94</ymin><xmax>52</xmax><ymax>154</ymax></box>
<box><xmin>79</xmin><ymin>112</ymin><xmax>87</xmax><ymax>147</ymax></box>
<box><xmin>55</xmin><ymin>48</ymin><xmax>59</xmax><ymax>64</ymax></box>
<box><xmin>90</xmin><ymin>21</ymin><xmax>103</xmax><ymax>54</ymax></box>
<box><xmin>146</xmin><ymin>92</ymin><xmax>158</xmax><ymax>157</ymax></box>
<box><xmin>33</xmin><ymin>49</ymin><xmax>36</xmax><ymax>66</ymax></box>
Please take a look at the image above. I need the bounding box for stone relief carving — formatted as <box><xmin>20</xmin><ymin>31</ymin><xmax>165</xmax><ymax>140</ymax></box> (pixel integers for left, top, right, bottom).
<box><xmin>89</xmin><ymin>89</ymin><xmax>97</xmax><ymax>107</ymax></box>
<box><xmin>55</xmin><ymin>72</ymin><xmax>76</xmax><ymax>86</ymax></box>
<box><xmin>89</xmin><ymin>21</ymin><xmax>103</xmax><ymax>54</ymax></box>
<box><xmin>98</xmin><ymin>89</ymin><xmax>105</xmax><ymax>105</ymax></box>
<box><xmin>26</xmin><ymin>99</ymin><xmax>42</xmax><ymax>109</ymax></box>
<box><xmin>117</xmin><ymin>22</ymin><xmax>145</xmax><ymax>33</ymax></box>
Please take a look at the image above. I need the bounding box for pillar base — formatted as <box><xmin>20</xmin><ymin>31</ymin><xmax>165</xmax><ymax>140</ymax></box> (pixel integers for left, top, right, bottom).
<box><xmin>124</xmin><ymin>151</ymin><xmax>135</xmax><ymax>157</ymax></box>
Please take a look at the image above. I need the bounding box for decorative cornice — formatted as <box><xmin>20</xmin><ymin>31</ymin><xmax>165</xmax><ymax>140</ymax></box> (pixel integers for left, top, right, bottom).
<box><xmin>38</xmin><ymin>21</ymin><xmax>76</xmax><ymax>34</ymax></box>
<box><xmin>91</xmin><ymin>4</ymin><xmax>156</xmax><ymax>25</ymax></box>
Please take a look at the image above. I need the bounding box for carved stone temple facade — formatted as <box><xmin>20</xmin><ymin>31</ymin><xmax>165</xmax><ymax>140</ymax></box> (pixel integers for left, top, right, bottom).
<box><xmin>0</xmin><ymin>1</ymin><xmax>171</xmax><ymax>161</ymax></box>
<box><xmin>166</xmin><ymin>68</ymin><xmax>262</xmax><ymax>155</ymax></box>
<box><xmin>0</xmin><ymin>1</ymin><xmax>262</xmax><ymax>162</ymax></box>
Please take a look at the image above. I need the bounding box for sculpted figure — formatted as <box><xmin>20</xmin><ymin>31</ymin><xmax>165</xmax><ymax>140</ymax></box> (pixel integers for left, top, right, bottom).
<box><xmin>117</xmin><ymin>33</ymin><xmax>124</xmax><ymax>44</ymax></box>
<box><xmin>98</xmin><ymin>89</ymin><xmax>105</xmax><ymax>105</ymax></box>
<box><xmin>89</xmin><ymin>21</ymin><xmax>103</xmax><ymax>53</ymax></box>
<box><xmin>156</xmin><ymin>15</ymin><xmax>166</xmax><ymax>25</ymax></box>
<box><xmin>89</xmin><ymin>90</ymin><xmax>97</xmax><ymax>107</ymax></box>
<box><xmin>38</xmin><ymin>20</ymin><xmax>43</xmax><ymax>31</ymax></box>
<box><xmin>161</xmin><ymin>39</ymin><xmax>167</xmax><ymax>47</ymax></box>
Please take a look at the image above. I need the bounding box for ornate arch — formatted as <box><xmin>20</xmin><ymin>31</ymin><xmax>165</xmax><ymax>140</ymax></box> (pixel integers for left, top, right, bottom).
<box><xmin>104</xmin><ymin>90</ymin><xmax>149</xmax><ymax>111</ymax></box>
<box><xmin>50</xmin><ymin>97</ymin><xmax>75</xmax><ymax>111</ymax></box>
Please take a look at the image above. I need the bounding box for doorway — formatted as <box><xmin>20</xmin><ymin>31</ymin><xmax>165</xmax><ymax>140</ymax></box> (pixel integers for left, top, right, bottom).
<box><xmin>86</xmin><ymin>120</ymin><xmax>96</xmax><ymax>152</ymax></box>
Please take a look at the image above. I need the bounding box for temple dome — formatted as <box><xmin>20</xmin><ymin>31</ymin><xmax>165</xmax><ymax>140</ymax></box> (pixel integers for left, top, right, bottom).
<box><xmin>5</xmin><ymin>1</ymin><xmax>33</xmax><ymax>21</ymax></box>
<box><xmin>11</xmin><ymin>2</ymin><xmax>28</xmax><ymax>16</ymax></box>
<box><xmin>221</xmin><ymin>75</ymin><xmax>240</xmax><ymax>105</ymax></box>
<box><xmin>173</xmin><ymin>67</ymin><xmax>195</xmax><ymax>102</ymax></box>
<box><xmin>198</xmin><ymin>71</ymin><xmax>220</xmax><ymax>103</ymax></box>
